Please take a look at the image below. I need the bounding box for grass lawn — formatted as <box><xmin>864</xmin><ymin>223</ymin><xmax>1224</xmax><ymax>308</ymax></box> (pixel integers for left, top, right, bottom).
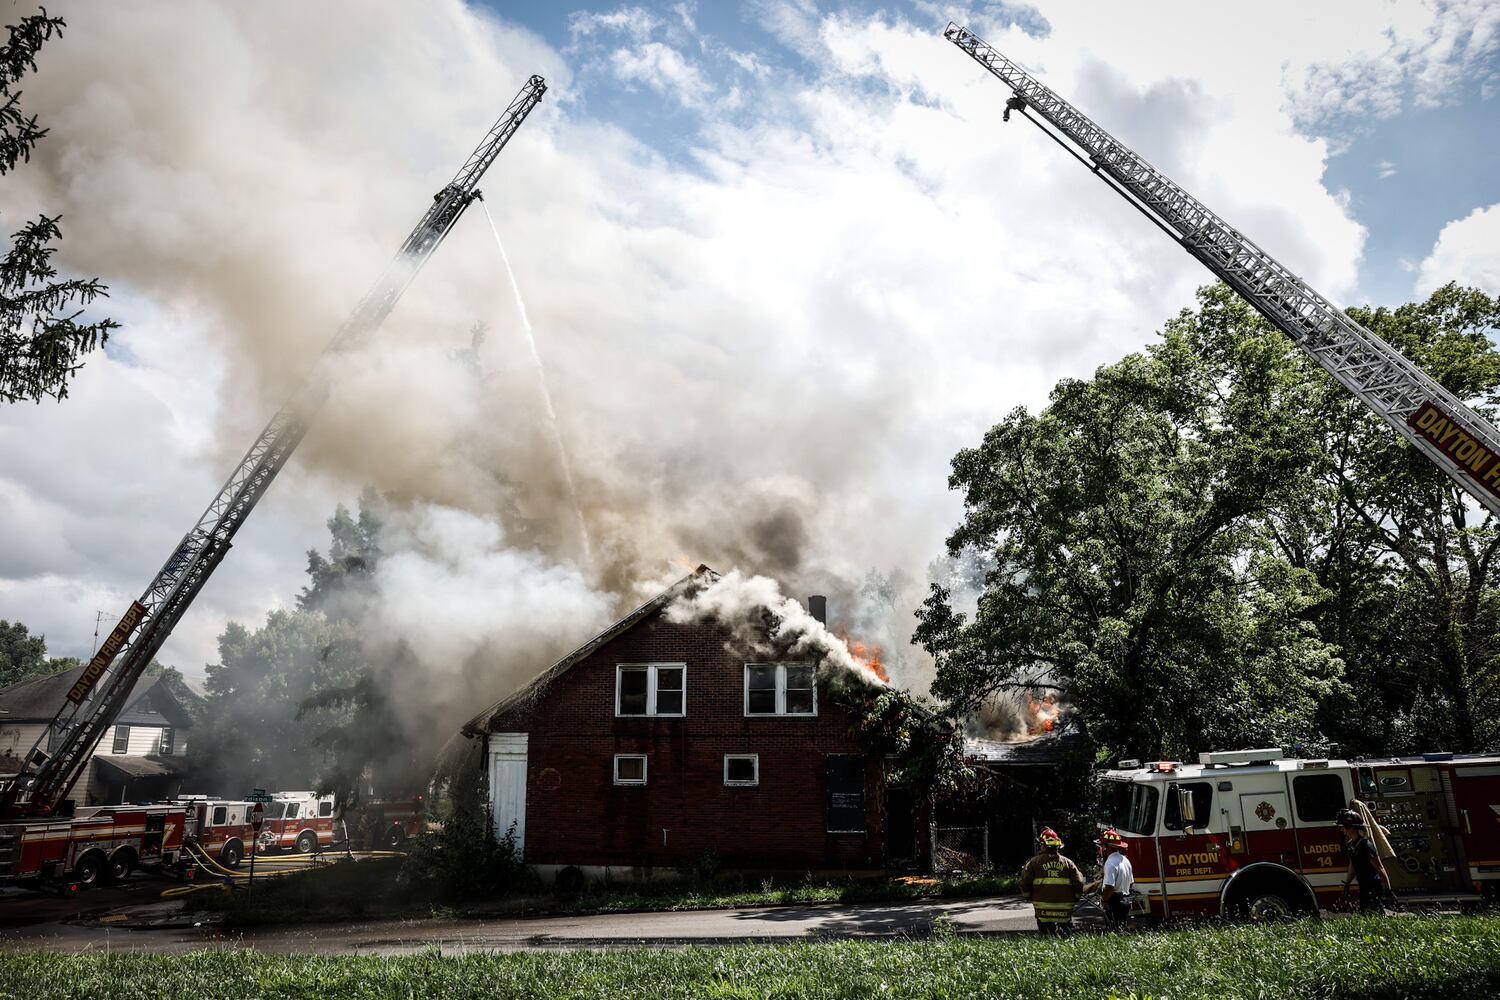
<box><xmin>2</xmin><ymin>914</ymin><xmax>1496</xmax><ymax>998</ymax></box>
<box><xmin>191</xmin><ymin>857</ymin><xmax>1016</xmax><ymax>925</ymax></box>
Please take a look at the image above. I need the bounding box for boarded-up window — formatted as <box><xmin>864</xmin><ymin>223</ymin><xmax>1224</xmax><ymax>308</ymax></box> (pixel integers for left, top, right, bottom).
<box><xmin>826</xmin><ymin>754</ymin><xmax>865</xmax><ymax>832</ymax></box>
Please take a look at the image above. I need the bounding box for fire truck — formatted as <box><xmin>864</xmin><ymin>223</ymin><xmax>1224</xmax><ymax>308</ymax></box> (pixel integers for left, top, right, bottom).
<box><xmin>256</xmin><ymin>792</ymin><xmax>341</xmax><ymax>855</ymax></box>
<box><xmin>0</xmin><ymin>802</ymin><xmax>189</xmax><ymax>889</ymax></box>
<box><xmin>353</xmin><ymin>796</ymin><xmax>426</xmax><ymax>849</ymax></box>
<box><xmin>179</xmin><ymin>798</ymin><xmax>259</xmax><ymax>869</ymax></box>
<box><xmin>1096</xmin><ymin>748</ymin><xmax>1500</xmax><ymax>919</ymax></box>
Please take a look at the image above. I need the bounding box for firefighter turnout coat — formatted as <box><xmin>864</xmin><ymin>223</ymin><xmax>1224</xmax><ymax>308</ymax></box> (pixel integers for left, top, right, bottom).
<box><xmin>1019</xmin><ymin>849</ymin><xmax>1085</xmax><ymax>925</ymax></box>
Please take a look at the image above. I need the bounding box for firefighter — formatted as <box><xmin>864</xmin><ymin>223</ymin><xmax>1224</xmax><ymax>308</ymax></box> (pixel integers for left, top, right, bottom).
<box><xmin>1019</xmin><ymin>827</ymin><xmax>1084</xmax><ymax>934</ymax></box>
<box><xmin>1095</xmin><ymin>828</ymin><xmax>1135</xmax><ymax>926</ymax></box>
<box><xmin>1338</xmin><ymin>809</ymin><xmax>1389</xmax><ymax>913</ymax></box>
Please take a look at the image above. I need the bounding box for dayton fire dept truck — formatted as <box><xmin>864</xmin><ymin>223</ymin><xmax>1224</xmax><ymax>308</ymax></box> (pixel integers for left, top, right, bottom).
<box><xmin>1096</xmin><ymin>748</ymin><xmax>1500</xmax><ymax>918</ymax></box>
<box><xmin>0</xmin><ymin>802</ymin><xmax>190</xmax><ymax>889</ymax></box>
<box><xmin>178</xmin><ymin>797</ymin><xmax>258</xmax><ymax>869</ymax></box>
<box><xmin>256</xmin><ymin>792</ymin><xmax>341</xmax><ymax>855</ymax></box>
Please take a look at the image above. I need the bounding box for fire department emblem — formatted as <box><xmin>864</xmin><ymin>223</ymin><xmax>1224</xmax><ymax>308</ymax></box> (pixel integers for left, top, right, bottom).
<box><xmin>1255</xmin><ymin>801</ymin><xmax>1276</xmax><ymax>823</ymax></box>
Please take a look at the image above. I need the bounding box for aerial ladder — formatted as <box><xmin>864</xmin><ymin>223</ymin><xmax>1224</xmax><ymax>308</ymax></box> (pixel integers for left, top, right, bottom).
<box><xmin>944</xmin><ymin>24</ymin><xmax>1500</xmax><ymax>518</ymax></box>
<box><xmin>0</xmin><ymin>75</ymin><xmax>548</xmax><ymax>820</ymax></box>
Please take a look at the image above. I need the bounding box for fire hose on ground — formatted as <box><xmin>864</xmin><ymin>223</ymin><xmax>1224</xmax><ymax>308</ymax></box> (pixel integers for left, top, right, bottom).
<box><xmin>159</xmin><ymin>843</ymin><xmax>408</xmax><ymax>897</ymax></box>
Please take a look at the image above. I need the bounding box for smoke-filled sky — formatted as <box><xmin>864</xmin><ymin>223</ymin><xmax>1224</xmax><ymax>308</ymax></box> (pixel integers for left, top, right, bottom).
<box><xmin>2</xmin><ymin>1</ymin><xmax>1499</xmax><ymax>697</ymax></box>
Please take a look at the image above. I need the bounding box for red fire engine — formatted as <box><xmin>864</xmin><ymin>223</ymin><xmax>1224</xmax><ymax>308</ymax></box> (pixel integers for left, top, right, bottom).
<box><xmin>355</xmin><ymin>796</ymin><xmax>426</xmax><ymax>849</ymax></box>
<box><xmin>179</xmin><ymin>798</ymin><xmax>258</xmax><ymax>869</ymax></box>
<box><xmin>0</xmin><ymin>803</ymin><xmax>189</xmax><ymax>888</ymax></box>
<box><xmin>1096</xmin><ymin>748</ymin><xmax>1500</xmax><ymax>918</ymax></box>
<box><xmin>256</xmin><ymin>792</ymin><xmax>341</xmax><ymax>855</ymax></box>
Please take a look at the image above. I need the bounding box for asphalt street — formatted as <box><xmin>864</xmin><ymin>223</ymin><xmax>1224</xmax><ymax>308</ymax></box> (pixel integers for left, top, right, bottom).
<box><xmin>0</xmin><ymin>889</ymin><xmax>1037</xmax><ymax>954</ymax></box>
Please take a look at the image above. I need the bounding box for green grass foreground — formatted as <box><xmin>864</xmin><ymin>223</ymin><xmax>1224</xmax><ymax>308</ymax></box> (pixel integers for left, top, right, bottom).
<box><xmin>1</xmin><ymin>915</ymin><xmax>1496</xmax><ymax>999</ymax></box>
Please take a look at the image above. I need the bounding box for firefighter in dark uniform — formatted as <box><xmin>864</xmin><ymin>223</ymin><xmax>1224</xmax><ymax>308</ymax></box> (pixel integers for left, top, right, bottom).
<box><xmin>1019</xmin><ymin>826</ymin><xmax>1084</xmax><ymax>934</ymax></box>
<box><xmin>1338</xmin><ymin>809</ymin><xmax>1388</xmax><ymax>913</ymax></box>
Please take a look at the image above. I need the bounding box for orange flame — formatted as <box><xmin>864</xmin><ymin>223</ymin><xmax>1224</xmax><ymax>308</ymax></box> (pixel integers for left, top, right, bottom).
<box><xmin>836</xmin><ymin>629</ymin><xmax>889</xmax><ymax>682</ymax></box>
<box><xmin>1026</xmin><ymin>692</ymin><xmax>1061</xmax><ymax>736</ymax></box>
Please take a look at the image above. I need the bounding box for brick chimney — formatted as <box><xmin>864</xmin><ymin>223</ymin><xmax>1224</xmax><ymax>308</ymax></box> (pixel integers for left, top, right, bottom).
<box><xmin>807</xmin><ymin>595</ymin><xmax>827</xmax><ymax>625</ymax></box>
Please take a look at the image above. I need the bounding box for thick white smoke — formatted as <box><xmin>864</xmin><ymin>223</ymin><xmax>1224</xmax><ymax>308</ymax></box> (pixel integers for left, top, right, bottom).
<box><xmin>665</xmin><ymin>569</ymin><xmax>886</xmax><ymax>687</ymax></box>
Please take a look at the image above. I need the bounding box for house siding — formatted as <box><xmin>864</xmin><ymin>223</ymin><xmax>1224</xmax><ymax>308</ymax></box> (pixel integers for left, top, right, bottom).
<box><xmin>487</xmin><ymin>611</ymin><xmax>886</xmax><ymax>871</ymax></box>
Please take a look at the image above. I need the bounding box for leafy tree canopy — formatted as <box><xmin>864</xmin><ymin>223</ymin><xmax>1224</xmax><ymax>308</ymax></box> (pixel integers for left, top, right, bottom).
<box><xmin>920</xmin><ymin>283</ymin><xmax>1500</xmax><ymax>760</ymax></box>
<box><xmin>0</xmin><ymin>7</ymin><xmax>117</xmax><ymax>404</ymax></box>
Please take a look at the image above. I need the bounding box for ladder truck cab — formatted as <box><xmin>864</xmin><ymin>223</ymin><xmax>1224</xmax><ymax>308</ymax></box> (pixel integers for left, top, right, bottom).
<box><xmin>181</xmin><ymin>798</ymin><xmax>257</xmax><ymax>870</ymax></box>
<box><xmin>0</xmin><ymin>803</ymin><xmax>189</xmax><ymax>889</ymax></box>
<box><xmin>258</xmin><ymin>791</ymin><xmax>339</xmax><ymax>855</ymax></box>
<box><xmin>1096</xmin><ymin>748</ymin><xmax>1500</xmax><ymax>919</ymax></box>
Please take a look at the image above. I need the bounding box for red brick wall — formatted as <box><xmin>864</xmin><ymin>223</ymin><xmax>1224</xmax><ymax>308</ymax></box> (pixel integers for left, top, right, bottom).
<box><xmin>486</xmin><ymin>611</ymin><xmax>887</xmax><ymax>869</ymax></box>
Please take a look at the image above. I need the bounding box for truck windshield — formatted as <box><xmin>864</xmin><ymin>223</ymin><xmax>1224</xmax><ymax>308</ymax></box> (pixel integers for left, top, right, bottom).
<box><xmin>1099</xmin><ymin>780</ymin><xmax>1160</xmax><ymax>835</ymax></box>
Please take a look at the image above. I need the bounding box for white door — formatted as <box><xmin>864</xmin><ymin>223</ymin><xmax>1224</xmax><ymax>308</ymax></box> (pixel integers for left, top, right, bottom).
<box><xmin>488</xmin><ymin>733</ymin><xmax>528</xmax><ymax>857</ymax></box>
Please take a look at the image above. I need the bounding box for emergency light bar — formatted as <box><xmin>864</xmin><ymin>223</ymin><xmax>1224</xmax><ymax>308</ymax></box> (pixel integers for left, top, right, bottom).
<box><xmin>1198</xmin><ymin>748</ymin><xmax>1283</xmax><ymax>767</ymax></box>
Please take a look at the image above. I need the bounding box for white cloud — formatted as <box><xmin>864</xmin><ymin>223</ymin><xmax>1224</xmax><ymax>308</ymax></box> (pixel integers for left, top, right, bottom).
<box><xmin>1283</xmin><ymin>0</ymin><xmax>1500</xmax><ymax>131</ymax></box>
<box><xmin>1377</xmin><ymin>160</ymin><xmax>1399</xmax><ymax>179</ymax></box>
<box><xmin>1417</xmin><ymin>202</ymin><xmax>1500</xmax><ymax>296</ymax></box>
<box><xmin>609</xmin><ymin>41</ymin><xmax>715</xmax><ymax>109</ymax></box>
<box><xmin>569</xmin><ymin>7</ymin><xmax>660</xmax><ymax>42</ymax></box>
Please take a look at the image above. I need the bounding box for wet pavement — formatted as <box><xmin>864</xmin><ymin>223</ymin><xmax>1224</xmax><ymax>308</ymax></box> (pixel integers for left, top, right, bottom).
<box><xmin>0</xmin><ymin>888</ymin><xmax>1037</xmax><ymax>954</ymax></box>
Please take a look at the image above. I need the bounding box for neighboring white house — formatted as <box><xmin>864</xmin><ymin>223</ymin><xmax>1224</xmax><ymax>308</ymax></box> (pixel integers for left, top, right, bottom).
<box><xmin>0</xmin><ymin>666</ymin><xmax>200</xmax><ymax>806</ymax></box>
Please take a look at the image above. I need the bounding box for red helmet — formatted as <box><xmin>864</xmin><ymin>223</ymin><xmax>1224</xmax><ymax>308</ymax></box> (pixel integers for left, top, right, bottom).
<box><xmin>1096</xmin><ymin>828</ymin><xmax>1126</xmax><ymax>850</ymax></box>
<box><xmin>1038</xmin><ymin>827</ymin><xmax>1063</xmax><ymax>848</ymax></box>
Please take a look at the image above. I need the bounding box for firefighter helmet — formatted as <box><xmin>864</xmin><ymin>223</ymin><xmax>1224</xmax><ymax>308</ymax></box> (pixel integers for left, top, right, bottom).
<box><xmin>1038</xmin><ymin>827</ymin><xmax>1063</xmax><ymax>848</ymax></box>
<box><xmin>1096</xmin><ymin>828</ymin><xmax>1126</xmax><ymax>850</ymax></box>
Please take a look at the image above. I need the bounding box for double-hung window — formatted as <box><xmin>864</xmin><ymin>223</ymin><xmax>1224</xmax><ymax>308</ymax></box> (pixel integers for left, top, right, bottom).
<box><xmin>112</xmin><ymin>725</ymin><xmax>130</xmax><ymax>754</ymax></box>
<box><xmin>159</xmin><ymin>727</ymin><xmax>175</xmax><ymax>755</ymax></box>
<box><xmin>616</xmin><ymin>664</ymin><xmax>686</xmax><ymax>717</ymax></box>
<box><xmin>744</xmin><ymin>663</ymin><xmax>816</xmax><ymax>716</ymax></box>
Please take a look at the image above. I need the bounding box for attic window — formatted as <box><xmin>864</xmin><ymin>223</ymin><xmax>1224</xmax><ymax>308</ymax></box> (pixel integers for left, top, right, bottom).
<box><xmin>744</xmin><ymin>664</ymin><xmax>816</xmax><ymax>717</ymax></box>
<box><xmin>616</xmin><ymin>664</ymin><xmax>685</xmax><ymax>717</ymax></box>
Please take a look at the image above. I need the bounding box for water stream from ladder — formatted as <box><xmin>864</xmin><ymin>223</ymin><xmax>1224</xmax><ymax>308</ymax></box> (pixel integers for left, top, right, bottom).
<box><xmin>479</xmin><ymin>200</ymin><xmax>595</xmax><ymax>571</ymax></box>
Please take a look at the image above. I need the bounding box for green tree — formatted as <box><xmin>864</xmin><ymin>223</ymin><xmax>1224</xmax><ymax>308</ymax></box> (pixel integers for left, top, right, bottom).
<box><xmin>0</xmin><ymin>619</ymin><xmax>47</xmax><ymax>687</ymax></box>
<box><xmin>1279</xmin><ymin>284</ymin><xmax>1500</xmax><ymax>753</ymax></box>
<box><xmin>0</xmin><ymin>8</ymin><xmax>117</xmax><ymax>403</ymax></box>
<box><xmin>298</xmin><ymin>488</ymin><xmax>382</xmax><ymax>615</ymax></box>
<box><xmin>917</xmin><ymin>286</ymin><xmax>1345</xmax><ymax>761</ymax></box>
<box><xmin>190</xmin><ymin>611</ymin><xmax>363</xmax><ymax>794</ymax></box>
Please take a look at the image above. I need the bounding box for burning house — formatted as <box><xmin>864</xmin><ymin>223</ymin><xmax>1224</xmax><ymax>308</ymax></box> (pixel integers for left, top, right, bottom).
<box><xmin>929</xmin><ymin>693</ymin><xmax>1093</xmax><ymax>870</ymax></box>
<box><xmin>461</xmin><ymin>566</ymin><xmax>924</xmax><ymax>882</ymax></box>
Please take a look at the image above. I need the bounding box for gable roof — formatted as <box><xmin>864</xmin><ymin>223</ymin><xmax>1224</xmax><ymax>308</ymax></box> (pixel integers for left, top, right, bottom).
<box><xmin>0</xmin><ymin>668</ymin><xmax>200</xmax><ymax>727</ymax></box>
<box><xmin>463</xmin><ymin>565</ymin><xmax>717</xmax><ymax>735</ymax></box>
<box><xmin>965</xmin><ymin>718</ymin><xmax>1089</xmax><ymax>766</ymax></box>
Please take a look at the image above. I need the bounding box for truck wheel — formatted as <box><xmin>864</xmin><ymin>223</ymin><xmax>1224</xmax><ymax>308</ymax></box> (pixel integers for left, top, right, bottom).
<box><xmin>295</xmin><ymin>831</ymin><xmax>317</xmax><ymax>855</ymax></box>
<box><xmin>220</xmin><ymin>840</ymin><xmax>244</xmax><ymax>870</ymax></box>
<box><xmin>107</xmin><ymin>850</ymin><xmax>136</xmax><ymax>884</ymax></box>
<box><xmin>383</xmin><ymin>825</ymin><xmax>405</xmax><ymax>849</ymax></box>
<box><xmin>1226</xmin><ymin>875</ymin><xmax>1313</xmax><ymax>921</ymax></box>
<box><xmin>74</xmin><ymin>852</ymin><xmax>105</xmax><ymax>888</ymax></box>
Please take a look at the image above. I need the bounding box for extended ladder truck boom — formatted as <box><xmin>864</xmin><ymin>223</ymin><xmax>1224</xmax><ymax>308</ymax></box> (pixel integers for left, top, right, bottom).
<box><xmin>944</xmin><ymin>24</ymin><xmax>1500</xmax><ymax>518</ymax></box>
<box><xmin>0</xmin><ymin>75</ymin><xmax>547</xmax><ymax>821</ymax></box>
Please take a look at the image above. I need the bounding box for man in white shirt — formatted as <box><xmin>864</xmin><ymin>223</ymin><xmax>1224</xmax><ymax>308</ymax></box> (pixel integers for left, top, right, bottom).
<box><xmin>1097</xmin><ymin>827</ymin><xmax>1135</xmax><ymax>926</ymax></box>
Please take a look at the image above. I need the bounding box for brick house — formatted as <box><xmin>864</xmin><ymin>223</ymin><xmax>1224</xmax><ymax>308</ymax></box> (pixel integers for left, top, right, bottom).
<box><xmin>0</xmin><ymin>666</ymin><xmax>200</xmax><ymax>806</ymax></box>
<box><xmin>462</xmin><ymin>567</ymin><xmax>919</xmax><ymax>881</ymax></box>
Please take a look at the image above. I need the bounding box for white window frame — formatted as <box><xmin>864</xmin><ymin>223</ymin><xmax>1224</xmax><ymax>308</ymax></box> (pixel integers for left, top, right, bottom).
<box><xmin>743</xmin><ymin>663</ymin><xmax>818</xmax><ymax>717</ymax></box>
<box><xmin>615</xmin><ymin>663</ymin><xmax>687</xmax><ymax>718</ymax></box>
<box><xmin>613</xmin><ymin>754</ymin><xmax>648</xmax><ymax>786</ymax></box>
<box><xmin>724</xmin><ymin>754</ymin><xmax>760</xmax><ymax>787</ymax></box>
